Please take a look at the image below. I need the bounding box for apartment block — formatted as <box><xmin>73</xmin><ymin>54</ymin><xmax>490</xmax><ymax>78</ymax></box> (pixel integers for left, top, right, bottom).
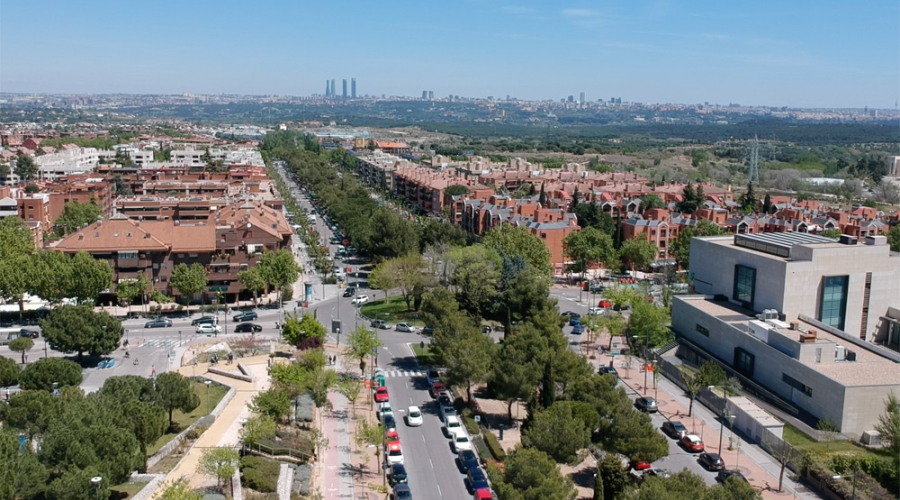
<box><xmin>672</xmin><ymin>232</ymin><xmax>900</xmax><ymax>436</ymax></box>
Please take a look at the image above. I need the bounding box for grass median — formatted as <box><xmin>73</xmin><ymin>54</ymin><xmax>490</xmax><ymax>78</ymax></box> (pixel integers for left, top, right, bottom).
<box><xmin>411</xmin><ymin>342</ymin><xmax>436</xmax><ymax>366</ymax></box>
<box><xmin>360</xmin><ymin>296</ymin><xmax>426</xmax><ymax>326</ymax></box>
<box><xmin>145</xmin><ymin>379</ymin><xmax>229</xmax><ymax>456</ymax></box>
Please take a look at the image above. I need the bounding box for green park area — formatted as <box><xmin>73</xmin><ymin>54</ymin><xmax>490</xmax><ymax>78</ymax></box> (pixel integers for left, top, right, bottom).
<box><xmin>145</xmin><ymin>379</ymin><xmax>229</xmax><ymax>456</ymax></box>
<box><xmin>411</xmin><ymin>342</ymin><xmax>436</xmax><ymax>366</ymax></box>
<box><xmin>360</xmin><ymin>296</ymin><xmax>426</xmax><ymax>326</ymax></box>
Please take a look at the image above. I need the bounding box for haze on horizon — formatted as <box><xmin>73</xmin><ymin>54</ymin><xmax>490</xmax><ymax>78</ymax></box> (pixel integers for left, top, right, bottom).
<box><xmin>1</xmin><ymin>0</ymin><xmax>897</xmax><ymax>109</ymax></box>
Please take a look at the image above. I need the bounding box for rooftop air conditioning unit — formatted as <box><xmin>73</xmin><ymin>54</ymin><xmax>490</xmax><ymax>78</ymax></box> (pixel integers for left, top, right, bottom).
<box><xmin>835</xmin><ymin>345</ymin><xmax>846</xmax><ymax>361</ymax></box>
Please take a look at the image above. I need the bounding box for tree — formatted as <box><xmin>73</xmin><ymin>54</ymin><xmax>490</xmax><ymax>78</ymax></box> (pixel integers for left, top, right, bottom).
<box><xmin>0</xmin><ymin>216</ymin><xmax>34</xmax><ymax>261</ymax></box>
<box><xmin>53</xmin><ymin>201</ymin><xmax>103</xmax><ymax>236</ymax></box>
<box><xmin>116</xmin><ymin>274</ymin><xmax>150</xmax><ymax>307</ymax></box>
<box><xmin>27</xmin><ymin>250</ymin><xmax>73</xmax><ymax>303</ymax></box>
<box><xmin>445</xmin><ymin>184</ymin><xmax>470</xmax><ymax>197</ymax></box>
<box><xmin>570</xmin><ymin>186</ymin><xmax>580</xmax><ymax>213</ymax></box>
<box><xmin>762</xmin><ymin>193</ymin><xmax>773</xmax><ymax>214</ymax></box>
<box><xmin>154</xmin><ymin>372</ymin><xmax>201</xmax><ymax>429</ymax></box>
<box><xmin>283</xmin><ymin>313</ymin><xmax>326</xmax><ymax>346</ymax></box>
<box><xmin>539</xmin><ymin>182</ymin><xmax>547</xmax><ymax>206</ymax></box>
<box><xmin>491</xmin><ymin>447</ymin><xmax>577</xmax><ymax>500</ymax></box>
<box><xmin>740</xmin><ymin>182</ymin><xmax>757</xmax><ymax>212</ymax></box>
<box><xmin>564</xmin><ymin>227</ymin><xmax>616</xmax><ymax>284</ymax></box>
<box><xmin>9</xmin><ymin>337</ymin><xmax>34</xmax><ymax>364</ymax></box>
<box><xmin>366</xmin><ymin>208</ymin><xmax>419</xmax><ymax>260</ymax></box>
<box><xmin>169</xmin><ymin>263</ymin><xmax>208</xmax><ymax>304</ymax></box>
<box><xmin>821</xmin><ymin>228</ymin><xmax>842</xmax><ymax>239</ymax></box>
<box><xmin>40</xmin><ymin>305</ymin><xmax>122</xmax><ymax>362</ymax></box>
<box><xmin>636</xmin><ymin>470</ymin><xmax>710</xmax><ymax>500</ymax></box>
<box><xmin>874</xmin><ymin>392</ymin><xmax>900</xmax><ymax>469</ymax></box>
<box><xmin>887</xmin><ymin>225</ymin><xmax>900</xmax><ymax>253</ymax></box>
<box><xmin>676</xmin><ymin>184</ymin><xmax>701</xmax><ymax>214</ymax></box>
<box><xmin>597</xmin><ymin>453</ymin><xmax>631</xmax><ymax>500</ymax></box>
<box><xmin>68</xmin><ymin>250</ymin><xmax>113</xmax><ymax>304</ymax></box>
<box><xmin>639</xmin><ymin>194</ymin><xmax>665</xmax><ymax>213</ymax></box>
<box><xmin>628</xmin><ymin>301</ymin><xmax>672</xmax><ymax>349</ymax></box>
<box><xmin>618</xmin><ymin>237</ymin><xmax>658</xmax><ymax>271</ymax></box>
<box><xmin>0</xmin><ymin>356</ymin><xmax>20</xmax><ymax>387</ymax></box>
<box><xmin>698</xmin><ymin>361</ymin><xmax>726</xmax><ymax>388</ymax></box>
<box><xmin>0</xmin><ymin>254</ymin><xmax>31</xmax><ymax>318</ymax></box>
<box><xmin>706</xmin><ymin>475</ymin><xmax>762</xmax><ymax>500</ymax></box>
<box><xmin>251</xmin><ymin>388</ymin><xmax>292</xmax><ymax>422</ymax></box>
<box><xmin>354</xmin><ymin>419</ymin><xmax>384</xmax><ymax>472</ymax></box>
<box><xmin>523</xmin><ymin>402</ymin><xmax>596</xmax><ymax>463</ymax></box>
<box><xmin>420</xmin><ymin>218</ymin><xmax>467</xmax><ymax>250</ymax></box>
<box><xmin>0</xmin><ymin>428</ymin><xmax>48</xmax><ymax>500</ymax></box>
<box><xmin>449</xmin><ymin>244</ymin><xmax>501</xmax><ymax>315</ymax></box>
<box><xmin>19</xmin><ymin>357</ymin><xmax>83</xmax><ymax>390</ymax></box>
<box><xmin>237</xmin><ymin>267</ymin><xmax>267</xmax><ymax>305</ymax></box>
<box><xmin>124</xmin><ymin>400</ymin><xmax>169</xmax><ymax>471</ymax></box>
<box><xmin>670</xmin><ymin>219</ymin><xmax>723</xmax><ymax>269</ymax></box>
<box><xmin>337</xmin><ymin>376</ymin><xmax>363</xmax><ymax>416</ymax></box>
<box><xmin>607</xmin><ymin>407</ymin><xmax>669</xmax><ymax>462</ymax></box>
<box><xmin>159</xmin><ymin>477</ymin><xmax>203</xmax><ymax>500</ymax></box>
<box><xmin>257</xmin><ymin>249</ymin><xmax>301</xmax><ymax>306</ymax></box>
<box><xmin>198</xmin><ymin>446</ymin><xmax>239</xmax><ymax>493</ymax></box>
<box><xmin>681</xmin><ymin>371</ymin><xmax>703</xmax><ymax>417</ymax></box>
<box><xmin>375</xmin><ymin>253</ymin><xmax>436</xmax><ymax>311</ymax></box>
<box><xmin>240</xmin><ymin>414</ymin><xmax>276</xmax><ymax>447</ymax></box>
<box><xmin>345</xmin><ymin>325</ymin><xmax>383</xmax><ymax>375</ymax></box>
<box><xmin>492</xmin><ymin>330</ymin><xmax>542</xmax><ymax>423</ymax></box>
<box><xmin>432</xmin><ymin>315</ymin><xmax>494</xmax><ymax>406</ymax></box>
<box><xmin>14</xmin><ymin>154</ymin><xmax>38</xmax><ymax>182</ymax></box>
<box><xmin>484</xmin><ymin>224</ymin><xmax>553</xmax><ymax>279</ymax></box>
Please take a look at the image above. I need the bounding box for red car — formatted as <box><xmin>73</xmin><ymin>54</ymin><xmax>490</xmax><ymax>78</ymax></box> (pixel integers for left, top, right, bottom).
<box><xmin>385</xmin><ymin>429</ymin><xmax>400</xmax><ymax>446</ymax></box>
<box><xmin>631</xmin><ymin>459</ymin><xmax>652</xmax><ymax>470</ymax></box>
<box><xmin>680</xmin><ymin>434</ymin><xmax>705</xmax><ymax>453</ymax></box>
<box><xmin>374</xmin><ymin>386</ymin><xmax>390</xmax><ymax>403</ymax></box>
<box><xmin>429</xmin><ymin>381</ymin><xmax>445</xmax><ymax>398</ymax></box>
<box><xmin>598</xmin><ymin>300</ymin><xmax>612</xmax><ymax>308</ymax></box>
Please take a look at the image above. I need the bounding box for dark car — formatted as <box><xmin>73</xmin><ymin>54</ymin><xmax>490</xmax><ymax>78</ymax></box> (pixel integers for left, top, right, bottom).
<box><xmin>18</xmin><ymin>329</ymin><xmax>40</xmax><ymax>339</ymax></box>
<box><xmin>144</xmin><ymin>318</ymin><xmax>172</xmax><ymax>328</ymax></box>
<box><xmin>343</xmin><ymin>287</ymin><xmax>356</xmax><ymax>297</ymax></box>
<box><xmin>389</xmin><ymin>463</ymin><xmax>408</xmax><ymax>485</ymax></box>
<box><xmin>191</xmin><ymin>316</ymin><xmax>217</xmax><ymax>326</ymax></box>
<box><xmin>598</xmin><ymin>366</ymin><xmax>619</xmax><ymax>378</ymax></box>
<box><xmin>717</xmin><ymin>470</ymin><xmax>749</xmax><ymax>484</ymax></box>
<box><xmin>422</xmin><ymin>326</ymin><xmax>434</xmax><ymax>336</ymax></box>
<box><xmin>635</xmin><ymin>397</ymin><xmax>659</xmax><ymax>413</ymax></box>
<box><xmin>233</xmin><ymin>311</ymin><xmax>258</xmax><ymax>322</ymax></box>
<box><xmin>699</xmin><ymin>453</ymin><xmax>725</xmax><ymax>471</ymax></box>
<box><xmin>568</xmin><ymin>315</ymin><xmax>581</xmax><ymax>326</ymax></box>
<box><xmin>234</xmin><ymin>323</ymin><xmax>263</xmax><ymax>333</ymax></box>
<box><xmin>661</xmin><ymin>421</ymin><xmax>688</xmax><ymax>439</ymax></box>
<box><xmin>456</xmin><ymin>450</ymin><xmax>479</xmax><ymax>473</ymax></box>
<box><xmin>391</xmin><ymin>483</ymin><xmax>412</xmax><ymax>500</ymax></box>
<box><xmin>437</xmin><ymin>392</ymin><xmax>452</xmax><ymax>407</ymax></box>
<box><xmin>466</xmin><ymin>467</ymin><xmax>490</xmax><ymax>493</ymax></box>
<box><xmin>371</xmin><ymin>319</ymin><xmax>390</xmax><ymax>329</ymax></box>
<box><xmin>572</xmin><ymin>323</ymin><xmax>584</xmax><ymax>335</ymax></box>
<box><xmin>382</xmin><ymin>414</ymin><xmax>397</xmax><ymax>433</ymax></box>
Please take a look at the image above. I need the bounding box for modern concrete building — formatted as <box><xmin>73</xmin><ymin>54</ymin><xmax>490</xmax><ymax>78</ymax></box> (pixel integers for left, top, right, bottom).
<box><xmin>672</xmin><ymin>232</ymin><xmax>900</xmax><ymax>436</ymax></box>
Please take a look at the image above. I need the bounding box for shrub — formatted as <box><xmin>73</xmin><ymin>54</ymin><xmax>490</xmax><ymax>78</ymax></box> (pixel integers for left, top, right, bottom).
<box><xmin>296</xmin><ymin>337</ymin><xmax>322</xmax><ymax>351</ymax></box>
<box><xmin>461</xmin><ymin>409</ymin><xmax>481</xmax><ymax>435</ymax></box>
<box><xmin>241</xmin><ymin>455</ymin><xmax>280</xmax><ymax>493</ymax></box>
<box><xmin>186</xmin><ymin>425</ymin><xmax>207</xmax><ymax>440</ymax></box>
<box><xmin>483</xmin><ymin>430</ymin><xmax>506</xmax><ymax>461</ymax></box>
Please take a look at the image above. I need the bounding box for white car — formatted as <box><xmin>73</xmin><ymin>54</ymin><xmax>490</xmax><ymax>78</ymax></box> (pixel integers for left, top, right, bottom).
<box><xmin>196</xmin><ymin>324</ymin><xmax>222</xmax><ymax>334</ymax></box>
<box><xmin>406</xmin><ymin>406</ymin><xmax>423</xmax><ymax>427</ymax></box>
<box><xmin>442</xmin><ymin>415</ymin><xmax>465</xmax><ymax>439</ymax></box>
<box><xmin>395</xmin><ymin>323</ymin><xmax>416</xmax><ymax>333</ymax></box>
<box><xmin>589</xmin><ymin>307</ymin><xmax>605</xmax><ymax>315</ymax></box>
<box><xmin>451</xmin><ymin>433</ymin><xmax>473</xmax><ymax>453</ymax></box>
<box><xmin>377</xmin><ymin>402</ymin><xmax>393</xmax><ymax>421</ymax></box>
<box><xmin>351</xmin><ymin>295</ymin><xmax>369</xmax><ymax>305</ymax></box>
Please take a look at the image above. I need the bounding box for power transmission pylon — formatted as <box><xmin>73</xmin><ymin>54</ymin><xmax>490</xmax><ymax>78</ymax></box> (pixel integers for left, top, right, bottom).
<box><xmin>748</xmin><ymin>135</ymin><xmax>760</xmax><ymax>184</ymax></box>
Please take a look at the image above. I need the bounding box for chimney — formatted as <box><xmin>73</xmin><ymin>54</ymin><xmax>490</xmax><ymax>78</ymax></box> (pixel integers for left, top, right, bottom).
<box><xmin>789</xmin><ymin>321</ymin><xmax>799</xmax><ymax>330</ymax></box>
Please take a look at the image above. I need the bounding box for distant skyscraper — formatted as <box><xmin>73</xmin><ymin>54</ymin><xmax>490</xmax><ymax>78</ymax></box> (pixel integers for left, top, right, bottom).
<box><xmin>325</xmin><ymin>80</ymin><xmax>330</xmax><ymax>97</ymax></box>
<box><xmin>567</xmin><ymin>95</ymin><xmax>574</xmax><ymax>103</ymax></box>
<box><xmin>422</xmin><ymin>91</ymin><xmax>428</xmax><ymax>99</ymax></box>
<box><xmin>342</xmin><ymin>79</ymin><xmax>348</xmax><ymax>99</ymax></box>
<box><xmin>330</xmin><ymin>79</ymin><xmax>336</xmax><ymax>98</ymax></box>
<box><xmin>579</xmin><ymin>92</ymin><xmax>585</xmax><ymax>104</ymax></box>
<box><xmin>428</xmin><ymin>91</ymin><xmax>433</xmax><ymax>100</ymax></box>
<box><xmin>351</xmin><ymin>78</ymin><xmax>357</xmax><ymax>98</ymax></box>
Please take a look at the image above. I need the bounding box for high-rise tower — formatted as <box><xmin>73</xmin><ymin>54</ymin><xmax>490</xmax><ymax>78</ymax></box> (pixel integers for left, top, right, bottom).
<box><xmin>351</xmin><ymin>78</ymin><xmax>357</xmax><ymax>98</ymax></box>
<box><xmin>330</xmin><ymin>79</ymin><xmax>336</xmax><ymax>98</ymax></box>
<box><xmin>325</xmin><ymin>80</ymin><xmax>330</xmax><ymax>97</ymax></box>
<box><xmin>342</xmin><ymin>79</ymin><xmax>348</xmax><ymax>99</ymax></box>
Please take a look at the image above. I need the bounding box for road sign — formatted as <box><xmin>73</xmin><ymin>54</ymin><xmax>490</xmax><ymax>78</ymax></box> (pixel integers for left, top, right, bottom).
<box><xmin>610</xmin><ymin>350</ymin><xmax>621</xmax><ymax>356</ymax></box>
<box><xmin>343</xmin><ymin>239</ymin><xmax>349</xmax><ymax>246</ymax></box>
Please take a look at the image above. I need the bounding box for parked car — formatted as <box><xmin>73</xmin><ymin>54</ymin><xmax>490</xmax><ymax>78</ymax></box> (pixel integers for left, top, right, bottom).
<box><xmin>661</xmin><ymin>421</ymin><xmax>688</xmax><ymax>439</ymax></box>
<box><xmin>426</xmin><ymin>368</ymin><xmax>441</xmax><ymax>386</ymax></box>
<box><xmin>233</xmin><ymin>311</ymin><xmax>258</xmax><ymax>322</ymax></box>
<box><xmin>145</xmin><ymin>318</ymin><xmax>172</xmax><ymax>328</ymax></box>
<box><xmin>481</xmin><ymin>325</ymin><xmax>492</xmax><ymax>334</ymax></box>
<box><xmin>17</xmin><ymin>329</ymin><xmax>39</xmax><ymax>339</ymax></box>
<box><xmin>572</xmin><ymin>323</ymin><xmax>584</xmax><ymax>335</ymax></box>
<box><xmin>191</xmin><ymin>316</ymin><xmax>217</xmax><ymax>326</ymax></box>
<box><xmin>631</xmin><ymin>459</ymin><xmax>652</xmax><ymax>470</ymax></box>
<box><xmin>644</xmin><ymin>469</ymin><xmax>671</xmax><ymax>479</ymax></box>
<box><xmin>466</xmin><ymin>467</ymin><xmax>490</xmax><ymax>493</ymax></box>
<box><xmin>395</xmin><ymin>323</ymin><xmax>415</xmax><ymax>333</ymax></box>
<box><xmin>343</xmin><ymin>287</ymin><xmax>356</xmax><ymax>297</ymax></box>
<box><xmin>374</xmin><ymin>386</ymin><xmax>390</xmax><ymax>403</ymax></box>
<box><xmin>429</xmin><ymin>381</ymin><xmax>446</xmax><ymax>398</ymax></box>
<box><xmin>388</xmin><ymin>463</ymin><xmax>408</xmax><ymax>485</ymax></box>
<box><xmin>385</xmin><ymin>440</ymin><xmax>404</xmax><ymax>465</ymax></box>
<box><xmin>377</xmin><ymin>402</ymin><xmax>393</xmax><ymax>421</ymax></box>
<box><xmin>382</xmin><ymin>414</ymin><xmax>397</xmax><ymax>433</ymax></box>
<box><xmin>717</xmin><ymin>470</ymin><xmax>749</xmax><ymax>484</ymax></box>
<box><xmin>598</xmin><ymin>366</ymin><xmax>619</xmax><ymax>378</ymax></box>
<box><xmin>635</xmin><ymin>397</ymin><xmax>658</xmax><ymax>413</ymax></box>
<box><xmin>699</xmin><ymin>453</ymin><xmax>725</xmax><ymax>471</ymax></box>
<box><xmin>389</xmin><ymin>463</ymin><xmax>408</xmax><ymax>485</ymax></box>
<box><xmin>440</xmin><ymin>404</ymin><xmax>458</xmax><ymax>422</ymax></box>
<box><xmin>370</xmin><ymin>319</ymin><xmax>390</xmax><ymax>329</ymax></box>
<box><xmin>391</xmin><ymin>484</ymin><xmax>412</xmax><ymax>500</ymax></box>
<box><xmin>234</xmin><ymin>323</ymin><xmax>262</xmax><ymax>333</ymax></box>
<box><xmin>196</xmin><ymin>324</ymin><xmax>222</xmax><ymax>335</ymax></box>
<box><xmin>437</xmin><ymin>393</ymin><xmax>452</xmax><ymax>408</ymax></box>
<box><xmin>588</xmin><ymin>307</ymin><xmax>605</xmax><ymax>315</ymax></box>
<box><xmin>452</xmin><ymin>433</ymin><xmax>473</xmax><ymax>453</ymax></box>
<box><xmin>680</xmin><ymin>434</ymin><xmax>705</xmax><ymax>453</ymax></box>
<box><xmin>455</xmin><ymin>449</ymin><xmax>480</xmax><ymax>473</ymax></box>
<box><xmin>422</xmin><ymin>326</ymin><xmax>434</xmax><ymax>336</ymax></box>
<box><xmin>568</xmin><ymin>315</ymin><xmax>581</xmax><ymax>326</ymax></box>
<box><xmin>351</xmin><ymin>295</ymin><xmax>369</xmax><ymax>305</ymax></box>
<box><xmin>443</xmin><ymin>415</ymin><xmax>465</xmax><ymax>439</ymax></box>
<box><xmin>590</xmin><ymin>283</ymin><xmax>605</xmax><ymax>294</ymax></box>
<box><xmin>406</xmin><ymin>406</ymin><xmax>423</xmax><ymax>426</ymax></box>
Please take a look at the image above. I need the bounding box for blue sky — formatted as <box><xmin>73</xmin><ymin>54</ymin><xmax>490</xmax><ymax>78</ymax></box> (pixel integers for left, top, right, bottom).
<box><xmin>1</xmin><ymin>0</ymin><xmax>898</xmax><ymax>108</ymax></box>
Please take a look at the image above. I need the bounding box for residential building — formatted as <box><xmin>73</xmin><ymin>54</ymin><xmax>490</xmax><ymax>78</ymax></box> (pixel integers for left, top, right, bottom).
<box><xmin>672</xmin><ymin>232</ymin><xmax>900</xmax><ymax>436</ymax></box>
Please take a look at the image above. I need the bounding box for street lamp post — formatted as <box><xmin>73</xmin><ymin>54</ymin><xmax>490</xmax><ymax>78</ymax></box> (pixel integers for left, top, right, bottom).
<box><xmin>205</xmin><ymin>380</ymin><xmax>212</xmax><ymax>414</ymax></box>
<box><xmin>178</xmin><ymin>330</ymin><xmax>182</xmax><ymax>346</ymax></box>
<box><xmin>832</xmin><ymin>461</ymin><xmax>858</xmax><ymax>500</ymax></box>
<box><xmin>90</xmin><ymin>476</ymin><xmax>102</xmax><ymax>500</ymax></box>
<box><xmin>718</xmin><ymin>408</ymin><xmax>735</xmax><ymax>454</ymax></box>
<box><xmin>632</xmin><ymin>330</ymin><xmax>651</xmax><ymax>394</ymax></box>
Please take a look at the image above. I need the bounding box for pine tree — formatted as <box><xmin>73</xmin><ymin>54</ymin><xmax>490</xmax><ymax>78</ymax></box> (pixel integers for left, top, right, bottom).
<box><xmin>741</xmin><ymin>182</ymin><xmax>758</xmax><ymax>212</ymax></box>
<box><xmin>538</xmin><ymin>182</ymin><xmax>547</xmax><ymax>206</ymax></box>
<box><xmin>570</xmin><ymin>187</ymin><xmax>580</xmax><ymax>213</ymax></box>
<box><xmin>695</xmin><ymin>183</ymin><xmax>705</xmax><ymax>204</ymax></box>
<box><xmin>763</xmin><ymin>193</ymin><xmax>773</xmax><ymax>214</ymax></box>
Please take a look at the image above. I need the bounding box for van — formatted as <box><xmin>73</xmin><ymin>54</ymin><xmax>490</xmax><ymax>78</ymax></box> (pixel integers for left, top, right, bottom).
<box><xmin>0</xmin><ymin>328</ymin><xmax>21</xmax><ymax>346</ymax></box>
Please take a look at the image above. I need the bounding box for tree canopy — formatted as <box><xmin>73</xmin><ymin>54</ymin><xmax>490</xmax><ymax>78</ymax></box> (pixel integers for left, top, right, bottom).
<box><xmin>484</xmin><ymin>225</ymin><xmax>553</xmax><ymax>279</ymax></box>
<box><xmin>40</xmin><ymin>305</ymin><xmax>122</xmax><ymax>362</ymax></box>
<box><xmin>169</xmin><ymin>263</ymin><xmax>208</xmax><ymax>303</ymax></box>
<box><xmin>54</xmin><ymin>201</ymin><xmax>103</xmax><ymax>236</ymax></box>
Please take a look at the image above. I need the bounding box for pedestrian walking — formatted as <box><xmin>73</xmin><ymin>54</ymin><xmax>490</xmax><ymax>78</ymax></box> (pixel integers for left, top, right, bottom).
<box><xmin>151</xmin><ymin>365</ymin><xmax>156</xmax><ymax>377</ymax></box>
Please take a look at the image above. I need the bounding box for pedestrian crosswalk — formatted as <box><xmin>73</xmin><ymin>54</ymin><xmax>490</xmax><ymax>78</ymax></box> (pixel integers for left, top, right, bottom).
<box><xmin>380</xmin><ymin>370</ymin><xmax>424</xmax><ymax>379</ymax></box>
<box><xmin>137</xmin><ymin>337</ymin><xmax>185</xmax><ymax>349</ymax></box>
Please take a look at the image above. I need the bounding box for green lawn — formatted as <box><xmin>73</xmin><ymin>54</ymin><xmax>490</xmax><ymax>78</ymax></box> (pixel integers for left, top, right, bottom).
<box><xmin>783</xmin><ymin>424</ymin><xmax>881</xmax><ymax>457</ymax></box>
<box><xmin>146</xmin><ymin>380</ymin><xmax>228</xmax><ymax>456</ymax></box>
<box><xmin>360</xmin><ymin>296</ymin><xmax>426</xmax><ymax>326</ymax></box>
<box><xmin>411</xmin><ymin>343</ymin><xmax>436</xmax><ymax>366</ymax></box>
<box><xmin>110</xmin><ymin>482</ymin><xmax>147</xmax><ymax>499</ymax></box>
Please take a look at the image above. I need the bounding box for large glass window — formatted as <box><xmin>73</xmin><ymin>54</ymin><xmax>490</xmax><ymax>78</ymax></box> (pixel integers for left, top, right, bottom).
<box><xmin>733</xmin><ymin>265</ymin><xmax>756</xmax><ymax>308</ymax></box>
<box><xmin>734</xmin><ymin>348</ymin><xmax>755</xmax><ymax>377</ymax></box>
<box><xmin>820</xmin><ymin>276</ymin><xmax>848</xmax><ymax>330</ymax></box>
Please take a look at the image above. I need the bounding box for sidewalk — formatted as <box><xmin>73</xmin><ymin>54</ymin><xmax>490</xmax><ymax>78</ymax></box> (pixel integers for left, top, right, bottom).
<box><xmin>586</xmin><ymin>333</ymin><xmax>815</xmax><ymax>499</ymax></box>
<box><xmin>319</xmin><ymin>342</ymin><xmax>354</xmax><ymax>500</ymax></box>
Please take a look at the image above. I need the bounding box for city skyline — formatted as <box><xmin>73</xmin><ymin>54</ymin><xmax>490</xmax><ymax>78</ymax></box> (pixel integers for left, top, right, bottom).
<box><xmin>1</xmin><ymin>0</ymin><xmax>898</xmax><ymax>108</ymax></box>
